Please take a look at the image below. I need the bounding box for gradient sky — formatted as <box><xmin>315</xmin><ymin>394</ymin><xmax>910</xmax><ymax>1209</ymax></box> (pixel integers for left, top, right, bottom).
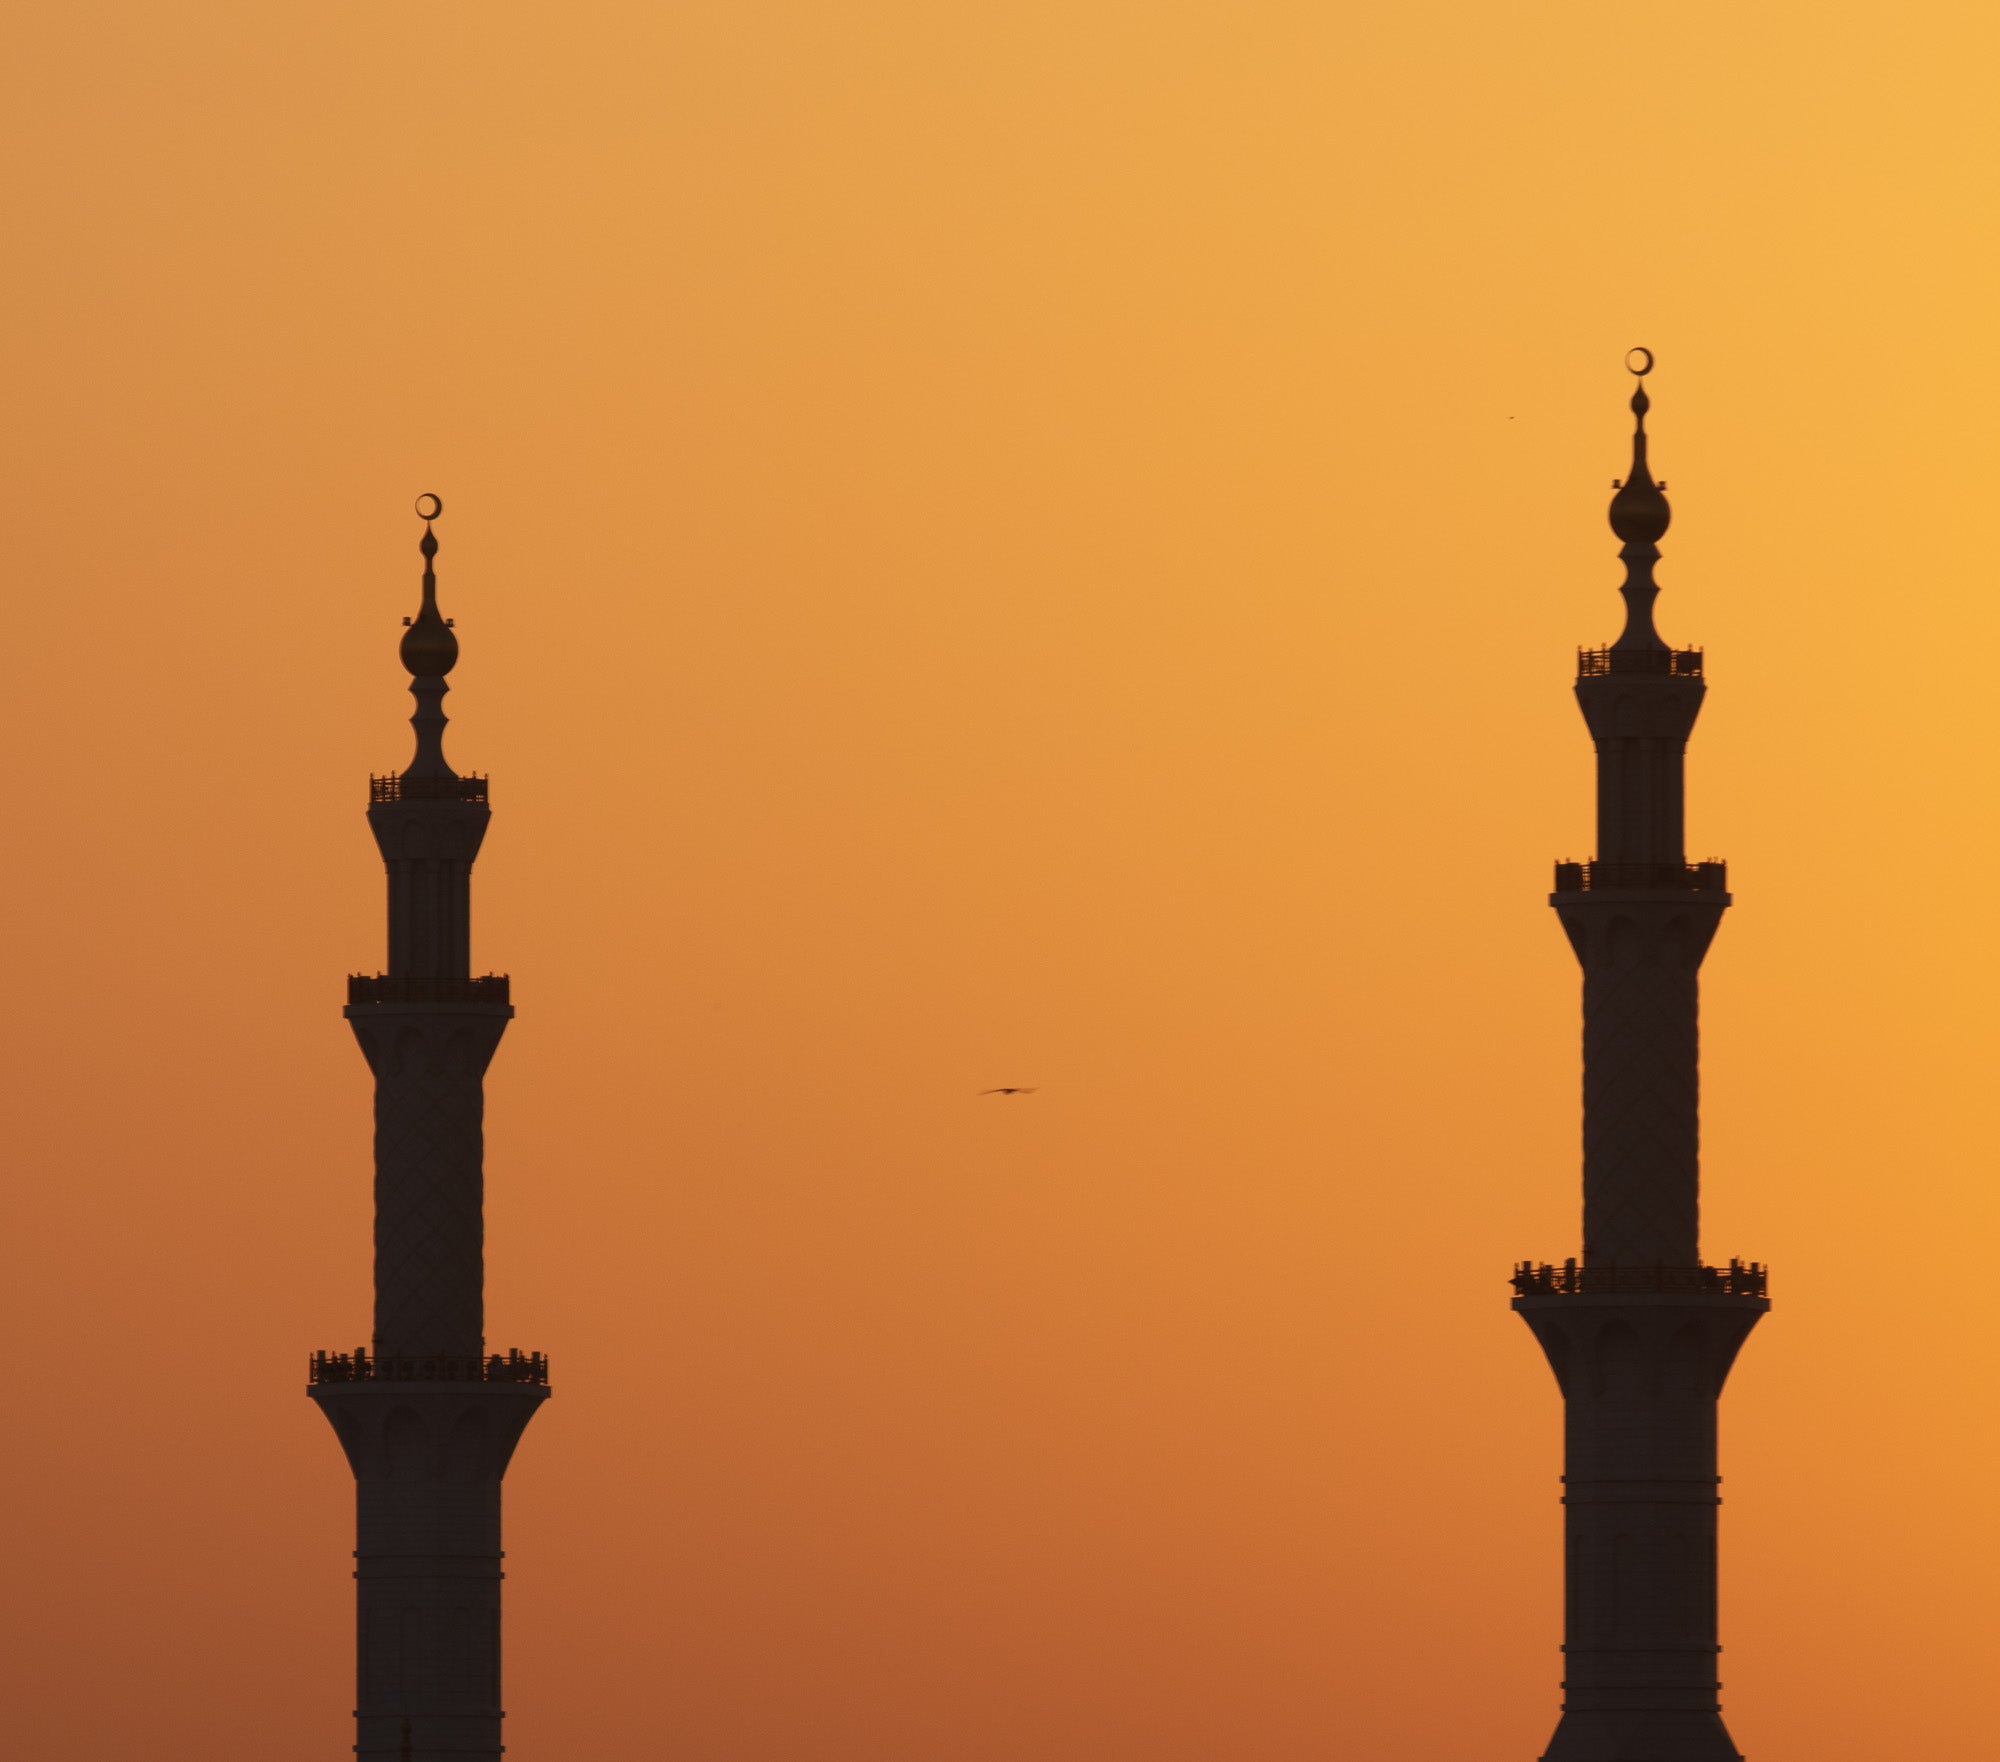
<box><xmin>3</xmin><ymin>3</ymin><xmax>1998</xmax><ymax>1758</ymax></box>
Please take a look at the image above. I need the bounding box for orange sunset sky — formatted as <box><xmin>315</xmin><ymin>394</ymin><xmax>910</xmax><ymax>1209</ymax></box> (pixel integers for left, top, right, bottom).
<box><xmin>3</xmin><ymin>3</ymin><xmax>1997</xmax><ymax>1758</ymax></box>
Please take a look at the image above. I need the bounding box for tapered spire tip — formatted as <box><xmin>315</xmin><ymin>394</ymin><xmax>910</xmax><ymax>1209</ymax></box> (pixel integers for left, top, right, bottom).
<box><xmin>399</xmin><ymin>493</ymin><xmax>459</xmax><ymax>679</ymax></box>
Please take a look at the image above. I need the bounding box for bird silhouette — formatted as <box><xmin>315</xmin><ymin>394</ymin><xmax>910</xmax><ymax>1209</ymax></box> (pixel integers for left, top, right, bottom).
<box><xmin>979</xmin><ymin>1087</ymin><xmax>1037</xmax><ymax>1096</ymax></box>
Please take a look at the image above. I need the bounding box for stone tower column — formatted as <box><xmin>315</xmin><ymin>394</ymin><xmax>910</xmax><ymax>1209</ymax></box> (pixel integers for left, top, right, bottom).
<box><xmin>310</xmin><ymin>497</ymin><xmax>549</xmax><ymax>1762</ymax></box>
<box><xmin>1514</xmin><ymin>362</ymin><xmax>1767</xmax><ymax>1762</ymax></box>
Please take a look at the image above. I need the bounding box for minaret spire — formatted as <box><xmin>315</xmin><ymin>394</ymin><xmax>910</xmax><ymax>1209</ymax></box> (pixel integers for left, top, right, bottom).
<box><xmin>1512</xmin><ymin>357</ymin><xmax>1768</xmax><ymax>1762</ymax></box>
<box><xmin>1608</xmin><ymin>348</ymin><xmax>1672</xmax><ymax>651</ymax></box>
<box><xmin>309</xmin><ymin>496</ymin><xmax>549</xmax><ymax>1762</ymax></box>
<box><xmin>400</xmin><ymin>493</ymin><xmax>459</xmax><ymax>779</ymax></box>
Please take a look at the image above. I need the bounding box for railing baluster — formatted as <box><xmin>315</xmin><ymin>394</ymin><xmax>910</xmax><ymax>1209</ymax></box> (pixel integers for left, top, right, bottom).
<box><xmin>306</xmin><ymin>1347</ymin><xmax>549</xmax><ymax>1385</ymax></box>
<box><xmin>1511</xmin><ymin>1259</ymin><xmax>1765</xmax><ymax>1299</ymax></box>
<box><xmin>1552</xmin><ymin>859</ymin><xmax>1728</xmax><ymax>894</ymax></box>
<box><xmin>1576</xmin><ymin>646</ymin><xmax>1704</xmax><ymax>679</ymax></box>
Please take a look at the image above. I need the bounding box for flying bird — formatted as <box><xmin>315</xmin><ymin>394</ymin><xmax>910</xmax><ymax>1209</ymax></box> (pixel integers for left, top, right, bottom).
<box><xmin>979</xmin><ymin>1087</ymin><xmax>1038</xmax><ymax>1096</ymax></box>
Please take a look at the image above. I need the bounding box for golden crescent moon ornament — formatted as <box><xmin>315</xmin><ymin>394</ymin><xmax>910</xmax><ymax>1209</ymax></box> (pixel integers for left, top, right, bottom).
<box><xmin>1625</xmin><ymin>347</ymin><xmax>1654</xmax><ymax>377</ymax></box>
<box><xmin>415</xmin><ymin>493</ymin><xmax>443</xmax><ymax>521</ymax></box>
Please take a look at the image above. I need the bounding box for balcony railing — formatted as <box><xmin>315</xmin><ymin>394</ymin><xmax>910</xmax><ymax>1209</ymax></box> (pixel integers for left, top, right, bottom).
<box><xmin>347</xmin><ymin>974</ymin><xmax>511</xmax><ymax>1006</ymax></box>
<box><xmin>1512</xmin><ymin>1259</ymin><xmax>1767</xmax><ymax>1299</ymax></box>
<box><xmin>1577</xmin><ymin>646</ymin><xmax>1703</xmax><ymax>679</ymax></box>
<box><xmin>371</xmin><ymin>774</ymin><xmax>489</xmax><ymax>804</ymax></box>
<box><xmin>1552</xmin><ymin>860</ymin><xmax>1727</xmax><ymax>894</ymax></box>
<box><xmin>309</xmin><ymin>1348</ymin><xmax>549</xmax><ymax>1385</ymax></box>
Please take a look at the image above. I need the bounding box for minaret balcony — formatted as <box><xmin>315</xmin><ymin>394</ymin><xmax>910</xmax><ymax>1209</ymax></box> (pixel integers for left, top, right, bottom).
<box><xmin>1576</xmin><ymin>645</ymin><xmax>1703</xmax><ymax>678</ymax></box>
<box><xmin>347</xmin><ymin>973</ymin><xmax>511</xmax><ymax>1005</ymax></box>
<box><xmin>309</xmin><ymin>1348</ymin><xmax>550</xmax><ymax>1386</ymax></box>
<box><xmin>1512</xmin><ymin>1259</ymin><xmax>1766</xmax><ymax>1299</ymax></box>
<box><xmin>370</xmin><ymin>773</ymin><xmax>489</xmax><ymax>803</ymax></box>
<box><xmin>1553</xmin><ymin>859</ymin><xmax>1726</xmax><ymax>893</ymax></box>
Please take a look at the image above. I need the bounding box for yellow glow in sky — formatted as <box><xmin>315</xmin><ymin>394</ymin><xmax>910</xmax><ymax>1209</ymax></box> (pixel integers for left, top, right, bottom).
<box><xmin>1</xmin><ymin>4</ymin><xmax>1996</xmax><ymax>1759</ymax></box>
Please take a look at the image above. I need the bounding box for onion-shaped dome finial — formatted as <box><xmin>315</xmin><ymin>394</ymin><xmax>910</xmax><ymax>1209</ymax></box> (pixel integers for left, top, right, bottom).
<box><xmin>1608</xmin><ymin>348</ymin><xmax>1671</xmax><ymax>545</ymax></box>
<box><xmin>399</xmin><ymin>493</ymin><xmax>459</xmax><ymax>678</ymax></box>
<box><xmin>1604</xmin><ymin>351</ymin><xmax>1676</xmax><ymax>653</ymax></box>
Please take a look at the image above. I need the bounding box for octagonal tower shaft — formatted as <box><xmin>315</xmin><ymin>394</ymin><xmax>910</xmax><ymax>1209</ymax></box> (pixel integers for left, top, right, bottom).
<box><xmin>358</xmin><ymin>784</ymin><xmax>500</xmax><ymax>1360</ymax></box>
<box><xmin>310</xmin><ymin>506</ymin><xmax>548</xmax><ymax>1762</ymax></box>
<box><xmin>1564</xmin><ymin>657</ymin><xmax>1718</xmax><ymax>1269</ymax></box>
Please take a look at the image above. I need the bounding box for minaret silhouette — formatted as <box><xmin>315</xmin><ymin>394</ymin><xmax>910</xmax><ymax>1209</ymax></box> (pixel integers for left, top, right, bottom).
<box><xmin>309</xmin><ymin>496</ymin><xmax>549</xmax><ymax>1762</ymax></box>
<box><xmin>1513</xmin><ymin>357</ymin><xmax>1768</xmax><ymax>1762</ymax></box>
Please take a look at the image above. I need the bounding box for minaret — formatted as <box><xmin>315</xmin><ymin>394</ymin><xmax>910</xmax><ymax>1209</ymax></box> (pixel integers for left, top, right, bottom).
<box><xmin>1513</xmin><ymin>356</ymin><xmax>1768</xmax><ymax>1761</ymax></box>
<box><xmin>310</xmin><ymin>495</ymin><xmax>549</xmax><ymax>1762</ymax></box>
